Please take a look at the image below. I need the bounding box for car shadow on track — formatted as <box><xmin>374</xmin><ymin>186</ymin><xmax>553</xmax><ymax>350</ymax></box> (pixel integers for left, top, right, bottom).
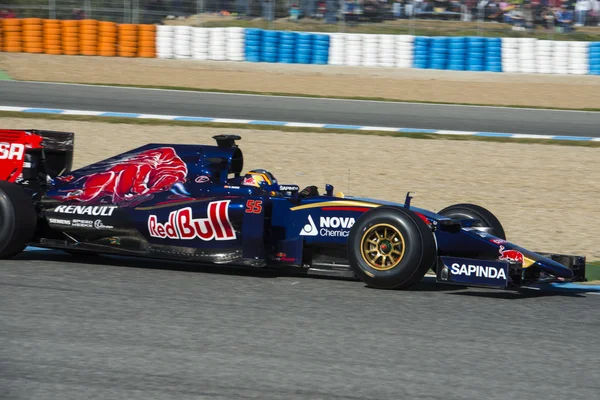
<box><xmin>16</xmin><ymin>250</ymin><xmax>590</xmax><ymax>298</ymax></box>
<box><xmin>17</xmin><ymin>250</ymin><xmax>293</xmax><ymax>279</ymax></box>
<box><xmin>447</xmin><ymin>289</ymin><xmax>588</xmax><ymax>299</ymax></box>
<box><xmin>18</xmin><ymin>250</ymin><xmax>460</xmax><ymax>291</ymax></box>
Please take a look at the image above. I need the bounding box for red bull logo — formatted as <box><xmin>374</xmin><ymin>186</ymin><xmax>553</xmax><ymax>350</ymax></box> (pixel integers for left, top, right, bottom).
<box><xmin>148</xmin><ymin>200</ymin><xmax>236</xmax><ymax>241</ymax></box>
<box><xmin>242</xmin><ymin>176</ymin><xmax>257</xmax><ymax>186</ymax></box>
<box><xmin>54</xmin><ymin>147</ymin><xmax>187</xmax><ymax>204</ymax></box>
<box><xmin>498</xmin><ymin>246</ymin><xmax>524</xmax><ymax>263</ymax></box>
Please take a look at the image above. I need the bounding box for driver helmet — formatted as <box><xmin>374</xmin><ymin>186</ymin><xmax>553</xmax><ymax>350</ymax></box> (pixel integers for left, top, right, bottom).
<box><xmin>241</xmin><ymin>169</ymin><xmax>279</xmax><ymax>191</ymax></box>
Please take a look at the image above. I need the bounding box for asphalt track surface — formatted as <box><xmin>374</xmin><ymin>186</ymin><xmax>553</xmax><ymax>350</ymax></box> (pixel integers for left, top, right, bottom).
<box><xmin>1</xmin><ymin>81</ymin><xmax>600</xmax><ymax>137</ymax></box>
<box><xmin>2</xmin><ymin>250</ymin><xmax>600</xmax><ymax>400</ymax></box>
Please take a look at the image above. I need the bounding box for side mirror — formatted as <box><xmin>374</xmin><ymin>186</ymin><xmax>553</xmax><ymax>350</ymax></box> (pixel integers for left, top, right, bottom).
<box><xmin>325</xmin><ymin>184</ymin><xmax>334</xmax><ymax>196</ymax></box>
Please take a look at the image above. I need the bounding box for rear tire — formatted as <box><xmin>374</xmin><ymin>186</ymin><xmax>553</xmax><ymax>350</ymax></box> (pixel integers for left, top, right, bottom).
<box><xmin>0</xmin><ymin>181</ymin><xmax>37</xmax><ymax>258</ymax></box>
<box><xmin>438</xmin><ymin>203</ymin><xmax>506</xmax><ymax>239</ymax></box>
<box><xmin>348</xmin><ymin>207</ymin><xmax>437</xmax><ymax>289</ymax></box>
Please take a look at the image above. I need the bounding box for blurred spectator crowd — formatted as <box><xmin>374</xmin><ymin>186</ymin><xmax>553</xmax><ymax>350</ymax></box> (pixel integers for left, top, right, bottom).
<box><xmin>340</xmin><ymin>0</ymin><xmax>600</xmax><ymax>30</ymax></box>
<box><xmin>155</xmin><ymin>0</ymin><xmax>600</xmax><ymax>31</ymax></box>
<box><xmin>2</xmin><ymin>1</ymin><xmax>600</xmax><ymax>32</ymax></box>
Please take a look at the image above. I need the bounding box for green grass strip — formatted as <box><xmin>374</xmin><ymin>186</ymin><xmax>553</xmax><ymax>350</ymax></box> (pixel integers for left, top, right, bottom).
<box><xmin>39</xmin><ymin>81</ymin><xmax>600</xmax><ymax>112</ymax></box>
<box><xmin>587</xmin><ymin>261</ymin><xmax>600</xmax><ymax>282</ymax></box>
<box><xmin>3</xmin><ymin>110</ymin><xmax>600</xmax><ymax>147</ymax></box>
<box><xmin>0</xmin><ymin>69</ymin><xmax>12</xmax><ymax>81</ymax></box>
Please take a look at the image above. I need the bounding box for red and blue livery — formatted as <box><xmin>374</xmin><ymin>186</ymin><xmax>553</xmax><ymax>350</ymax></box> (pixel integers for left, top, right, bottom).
<box><xmin>0</xmin><ymin>130</ymin><xmax>586</xmax><ymax>290</ymax></box>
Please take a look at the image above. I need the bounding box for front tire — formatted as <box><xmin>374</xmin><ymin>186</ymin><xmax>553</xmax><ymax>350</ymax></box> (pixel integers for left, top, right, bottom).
<box><xmin>437</xmin><ymin>203</ymin><xmax>506</xmax><ymax>239</ymax></box>
<box><xmin>348</xmin><ymin>207</ymin><xmax>437</xmax><ymax>289</ymax></box>
<box><xmin>0</xmin><ymin>181</ymin><xmax>37</xmax><ymax>258</ymax></box>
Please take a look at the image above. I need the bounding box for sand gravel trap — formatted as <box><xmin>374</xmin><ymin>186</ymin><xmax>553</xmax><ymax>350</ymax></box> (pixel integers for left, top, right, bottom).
<box><xmin>2</xmin><ymin>53</ymin><xmax>600</xmax><ymax>109</ymax></box>
<box><xmin>3</xmin><ymin>117</ymin><xmax>599</xmax><ymax>260</ymax></box>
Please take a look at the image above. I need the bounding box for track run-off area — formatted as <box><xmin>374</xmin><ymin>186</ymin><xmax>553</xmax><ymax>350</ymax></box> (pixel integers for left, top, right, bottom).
<box><xmin>1</xmin><ymin>81</ymin><xmax>599</xmax><ymax>400</ymax></box>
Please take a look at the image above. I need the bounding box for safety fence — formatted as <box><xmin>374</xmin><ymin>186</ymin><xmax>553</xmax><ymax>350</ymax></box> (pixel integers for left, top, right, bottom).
<box><xmin>0</xmin><ymin>18</ymin><xmax>156</xmax><ymax>57</ymax></box>
<box><xmin>2</xmin><ymin>19</ymin><xmax>600</xmax><ymax>75</ymax></box>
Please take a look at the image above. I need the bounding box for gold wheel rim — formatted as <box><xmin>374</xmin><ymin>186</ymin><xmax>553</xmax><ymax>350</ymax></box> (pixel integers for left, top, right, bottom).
<box><xmin>360</xmin><ymin>223</ymin><xmax>406</xmax><ymax>271</ymax></box>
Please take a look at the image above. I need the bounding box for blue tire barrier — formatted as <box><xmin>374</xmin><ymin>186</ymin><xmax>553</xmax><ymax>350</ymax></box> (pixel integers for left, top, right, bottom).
<box><xmin>245</xmin><ymin>43</ymin><xmax>261</xmax><ymax>50</ymax></box>
<box><xmin>465</xmin><ymin>37</ymin><xmax>489</xmax><ymax>73</ymax></box>
<box><xmin>296</xmin><ymin>32</ymin><xmax>314</xmax><ymax>64</ymax></box>
<box><xmin>245</xmin><ymin>45</ymin><xmax>261</xmax><ymax>52</ymax></box>
<box><xmin>259</xmin><ymin>30</ymin><xmax>280</xmax><ymax>63</ymax></box>
<box><xmin>413</xmin><ymin>37</ymin><xmax>431</xmax><ymax>69</ymax></box>
<box><xmin>486</xmin><ymin>38</ymin><xmax>502</xmax><ymax>47</ymax></box>
<box><xmin>467</xmin><ymin>65</ymin><xmax>485</xmax><ymax>72</ymax></box>
<box><xmin>448</xmin><ymin>36</ymin><xmax>467</xmax><ymax>70</ymax></box>
<box><xmin>447</xmin><ymin>64</ymin><xmax>466</xmax><ymax>71</ymax></box>
<box><xmin>590</xmin><ymin>42</ymin><xmax>600</xmax><ymax>73</ymax></box>
<box><xmin>590</xmin><ymin>48</ymin><xmax>600</xmax><ymax>74</ymax></box>
<box><xmin>263</xmin><ymin>37</ymin><xmax>279</xmax><ymax>45</ymax></box>
<box><xmin>278</xmin><ymin>31</ymin><xmax>297</xmax><ymax>63</ymax></box>
<box><xmin>296</xmin><ymin>45</ymin><xmax>312</xmax><ymax>54</ymax></box>
<box><xmin>245</xmin><ymin>28</ymin><xmax>263</xmax><ymax>62</ymax></box>
<box><xmin>484</xmin><ymin>37</ymin><xmax>502</xmax><ymax>72</ymax></box>
<box><xmin>297</xmin><ymin>33</ymin><xmax>313</xmax><ymax>42</ymax></box>
<box><xmin>428</xmin><ymin>37</ymin><xmax>448</xmax><ymax>69</ymax></box>
<box><xmin>280</xmin><ymin>31</ymin><xmax>297</xmax><ymax>40</ymax></box>
<box><xmin>263</xmin><ymin>45</ymin><xmax>278</xmax><ymax>53</ymax></box>
<box><xmin>312</xmin><ymin>35</ymin><xmax>329</xmax><ymax>64</ymax></box>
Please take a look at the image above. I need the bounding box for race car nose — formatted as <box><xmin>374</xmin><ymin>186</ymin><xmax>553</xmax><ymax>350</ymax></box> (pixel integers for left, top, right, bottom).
<box><xmin>533</xmin><ymin>257</ymin><xmax>574</xmax><ymax>279</ymax></box>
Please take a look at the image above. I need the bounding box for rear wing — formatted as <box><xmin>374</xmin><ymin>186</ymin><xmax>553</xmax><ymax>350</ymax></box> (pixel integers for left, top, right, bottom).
<box><xmin>0</xmin><ymin>129</ymin><xmax>74</xmax><ymax>183</ymax></box>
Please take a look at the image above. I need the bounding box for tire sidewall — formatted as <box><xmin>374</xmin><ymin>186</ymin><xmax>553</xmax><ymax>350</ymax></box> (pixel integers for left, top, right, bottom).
<box><xmin>0</xmin><ymin>190</ymin><xmax>17</xmax><ymax>253</ymax></box>
<box><xmin>0</xmin><ymin>182</ymin><xmax>37</xmax><ymax>258</ymax></box>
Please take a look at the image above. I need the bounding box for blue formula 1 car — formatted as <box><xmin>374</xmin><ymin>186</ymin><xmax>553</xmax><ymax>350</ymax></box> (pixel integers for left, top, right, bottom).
<box><xmin>0</xmin><ymin>131</ymin><xmax>586</xmax><ymax>290</ymax></box>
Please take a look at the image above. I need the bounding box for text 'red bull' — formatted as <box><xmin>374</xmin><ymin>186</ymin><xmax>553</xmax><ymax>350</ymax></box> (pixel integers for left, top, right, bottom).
<box><xmin>148</xmin><ymin>200</ymin><xmax>236</xmax><ymax>241</ymax></box>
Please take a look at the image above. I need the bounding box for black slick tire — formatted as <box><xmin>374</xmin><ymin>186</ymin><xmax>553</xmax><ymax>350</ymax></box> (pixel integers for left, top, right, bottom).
<box><xmin>437</xmin><ymin>203</ymin><xmax>506</xmax><ymax>240</ymax></box>
<box><xmin>347</xmin><ymin>206</ymin><xmax>437</xmax><ymax>289</ymax></box>
<box><xmin>0</xmin><ymin>181</ymin><xmax>37</xmax><ymax>258</ymax></box>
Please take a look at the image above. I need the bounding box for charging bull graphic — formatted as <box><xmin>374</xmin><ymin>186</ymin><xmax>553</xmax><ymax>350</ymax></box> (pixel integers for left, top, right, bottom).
<box><xmin>53</xmin><ymin>147</ymin><xmax>187</xmax><ymax>205</ymax></box>
<box><xmin>498</xmin><ymin>245</ymin><xmax>524</xmax><ymax>263</ymax></box>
